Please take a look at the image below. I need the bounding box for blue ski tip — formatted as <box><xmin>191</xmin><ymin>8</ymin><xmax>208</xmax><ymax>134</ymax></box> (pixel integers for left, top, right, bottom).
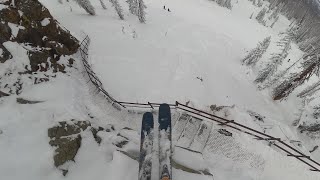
<box><xmin>142</xmin><ymin>112</ymin><xmax>154</xmax><ymax>132</ymax></box>
<box><xmin>158</xmin><ymin>104</ymin><xmax>171</xmax><ymax>130</ymax></box>
<box><xmin>159</xmin><ymin>104</ymin><xmax>171</xmax><ymax>116</ymax></box>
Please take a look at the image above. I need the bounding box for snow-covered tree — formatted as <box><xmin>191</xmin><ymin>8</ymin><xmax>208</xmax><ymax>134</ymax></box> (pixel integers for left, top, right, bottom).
<box><xmin>269</xmin><ymin>6</ymin><xmax>279</xmax><ymax>20</ymax></box>
<box><xmin>312</xmin><ymin>105</ymin><xmax>320</xmax><ymax>119</ymax></box>
<box><xmin>216</xmin><ymin>0</ymin><xmax>224</xmax><ymax>6</ymax></box>
<box><xmin>273</xmin><ymin>54</ymin><xmax>320</xmax><ymax>100</ymax></box>
<box><xmin>257</xmin><ymin>0</ymin><xmax>263</xmax><ymax>7</ymax></box>
<box><xmin>256</xmin><ymin>8</ymin><xmax>267</xmax><ymax>25</ymax></box>
<box><xmin>292</xmin><ymin>97</ymin><xmax>308</xmax><ymax>126</ymax></box>
<box><xmin>73</xmin><ymin>0</ymin><xmax>96</xmax><ymax>15</ymax></box>
<box><xmin>109</xmin><ymin>0</ymin><xmax>124</xmax><ymax>20</ymax></box>
<box><xmin>242</xmin><ymin>36</ymin><xmax>271</xmax><ymax>66</ymax></box>
<box><xmin>265</xmin><ymin>0</ymin><xmax>320</xmax><ymax>50</ymax></box>
<box><xmin>298</xmin><ymin>81</ymin><xmax>320</xmax><ymax>98</ymax></box>
<box><xmin>137</xmin><ymin>0</ymin><xmax>146</xmax><ymax>23</ymax></box>
<box><xmin>215</xmin><ymin>0</ymin><xmax>232</xmax><ymax>10</ymax></box>
<box><xmin>126</xmin><ymin>0</ymin><xmax>138</xmax><ymax>15</ymax></box>
<box><xmin>248</xmin><ymin>0</ymin><xmax>256</xmax><ymax>6</ymax></box>
<box><xmin>270</xmin><ymin>16</ymin><xmax>279</xmax><ymax>28</ymax></box>
<box><xmin>255</xmin><ymin>38</ymin><xmax>291</xmax><ymax>83</ymax></box>
<box><xmin>224</xmin><ymin>0</ymin><xmax>232</xmax><ymax>9</ymax></box>
<box><xmin>99</xmin><ymin>0</ymin><xmax>107</xmax><ymax>9</ymax></box>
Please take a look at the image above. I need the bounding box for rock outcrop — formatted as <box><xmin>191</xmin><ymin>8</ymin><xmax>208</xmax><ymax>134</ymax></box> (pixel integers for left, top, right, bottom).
<box><xmin>48</xmin><ymin>120</ymin><xmax>113</xmax><ymax>175</ymax></box>
<box><xmin>0</xmin><ymin>0</ymin><xmax>79</xmax><ymax>96</ymax></box>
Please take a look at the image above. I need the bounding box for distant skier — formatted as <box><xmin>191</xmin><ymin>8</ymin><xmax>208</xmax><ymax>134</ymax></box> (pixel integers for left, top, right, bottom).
<box><xmin>168</xmin><ymin>8</ymin><xmax>170</xmax><ymax>12</ymax></box>
<box><xmin>163</xmin><ymin>5</ymin><xmax>166</xmax><ymax>10</ymax></box>
<box><xmin>196</xmin><ymin>77</ymin><xmax>203</xmax><ymax>82</ymax></box>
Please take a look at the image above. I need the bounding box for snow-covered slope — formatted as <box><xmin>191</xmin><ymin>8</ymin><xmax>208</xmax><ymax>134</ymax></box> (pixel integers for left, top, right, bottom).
<box><xmin>39</xmin><ymin>0</ymin><xmax>303</xmax><ymax>123</ymax></box>
<box><xmin>2</xmin><ymin>0</ymin><xmax>320</xmax><ymax>180</ymax></box>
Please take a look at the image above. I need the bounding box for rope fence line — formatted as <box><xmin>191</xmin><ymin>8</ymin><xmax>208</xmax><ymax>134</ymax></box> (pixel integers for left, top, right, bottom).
<box><xmin>79</xmin><ymin>35</ymin><xmax>125</xmax><ymax>110</ymax></box>
<box><xmin>79</xmin><ymin>35</ymin><xmax>320</xmax><ymax>172</ymax></box>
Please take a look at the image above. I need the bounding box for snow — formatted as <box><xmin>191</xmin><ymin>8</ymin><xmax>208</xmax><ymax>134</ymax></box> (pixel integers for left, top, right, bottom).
<box><xmin>18</xmin><ymin>10</ymin><xmax>23</xmax><ymax>17</ymax></box>
<box><xmin>41</xmin><ymin>18</ymin><xmax>51</xmax><ymax>26</ymax></box>
<box><xmin>159</xmin><ymin>129</ymin><xmax>172</xmax><ymax>177</ymax></box>
<box><xmin>1</xmin><ymin>41</ymin><xmax>29</xmax><ymax>71</ymax></box>
<box><xmin>0</xmin><ymin>4</ymin><xmax>8</xmax><ymax>10</ymax></box>
<box><xmin>7</xmin><ymin>23</ymin><xmax>25</xmax><ymax>38</ymax></box>
<box><xmin>1</xmin><ymin>0</ymin><xmax>320</xmax><ymax>179</ymax></box>
<box><xmin>38</xmin><ymin>0</ymin><xmax>302</xmax><ymax>124</ymax></box>
<box><xmin>173</xmin><ymin>146</ymin><xmax>207</xmax><ymax>171</ymax></box>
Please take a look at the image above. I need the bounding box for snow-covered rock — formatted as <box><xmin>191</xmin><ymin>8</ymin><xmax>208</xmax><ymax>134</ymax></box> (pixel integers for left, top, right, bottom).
<box><xmin>0</xmin><ymin>0</ymin><xmax>79</xmax><ymax>96</ymax></box>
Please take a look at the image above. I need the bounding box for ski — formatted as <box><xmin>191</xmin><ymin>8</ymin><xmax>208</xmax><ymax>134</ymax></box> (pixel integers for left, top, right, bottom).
<box><xmin>139</xmin><ymin>112</ymin><xmax>154</xmax><ymax>180</ymax></box>
<box><xmin>158</xmin><ymin>104</ymin><xmax>172</xmax><ymax>180</ymax></box>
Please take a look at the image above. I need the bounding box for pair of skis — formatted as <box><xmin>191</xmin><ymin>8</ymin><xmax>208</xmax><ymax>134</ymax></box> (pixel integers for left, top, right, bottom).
<box><xmin>139</xmin><ymin>104</ymin><xmax>172</xmax><ymax>180</ymax></box>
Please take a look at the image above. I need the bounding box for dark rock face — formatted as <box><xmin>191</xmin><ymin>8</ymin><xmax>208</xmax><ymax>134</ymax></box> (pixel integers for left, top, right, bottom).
<box><xmin>48</xmin><ymin>120</ymin><xmax>92</xmax><ymax>140</ymax></box>
<box><xmin>0</xmin><ymin>0</ymin><xmax>79</xmax><ymax>53</ymax></box>
<box><xmin>48</xmin><ymin>120</ymin><xmax>91</xmax><ymax>172</ymax></box>
<box><xmin>0</xmin><ymin>0</ymin><xmax>79</xmax><ymax>96</ymax></box>
<box><xmin>48</xmin><ymin>120</ymin><xmax>112</xmax><ymax>175</ymax></box>
<box><xmin>0</xmin><ymin>22</ymin><xmax>12</xmax><ymax>43</ymax></box>
<box><xmin>50</xmin><ymin>135</ymin><xmax>82</xmax><ymax>167</ymax></box>
<box><xmin>0</xmin><ymin>44</ymin><xmax>12</xmax><ymax>63</ymax></box>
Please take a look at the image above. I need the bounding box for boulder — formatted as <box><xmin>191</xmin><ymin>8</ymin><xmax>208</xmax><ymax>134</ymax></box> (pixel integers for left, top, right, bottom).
<box><xmin>0</xmin><ymin>22</ymin><xmax>12</xmax><ymax>43</ymax></box>
<box><xmin>0</xmin><ymin>90</ymin><xmax>10</xmax><ymax>98</ymax></box>
<box><xmin>0</xmin><ymin>44</ymin><xmax>13</xmax><ymax>63</ymax></box>
<box><xmin>48</xmin><ymin>120</ymin><xmax>113</xmax><ymax>175</ymax></box>
<box><xmin>48</xmin><ymin>120</ymin><xmax>91</xmax><ymax>175</ymax></box>
<box><xmin>48</xmin><ymin>120</ymin><xmax>91</xmax><ymax>139</ymax></box>
<box><xmin>50</xmin><ymin>135</ymin><xmax>82</xmax><ymax>167</ymax></box>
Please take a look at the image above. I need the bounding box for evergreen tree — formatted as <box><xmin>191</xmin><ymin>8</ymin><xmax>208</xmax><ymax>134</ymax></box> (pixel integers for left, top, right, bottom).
<box><xmin>259</xmin><ymin>0</ymin><xmax>320</xmax><ymax>98</ymax></box>
<box><xmin>256</xmin><ymin>8</ymin><xmax>267</xmax><ymax>25</ymax></box>
<box><xmin>269</xmin><ymin>6</ymin><xmax>279</xmax><ymax>20</ymax></box>
<box><xmin>126</xmin><ymin>0</ymin><xmax>138</xmax><ymax>15</ymax></box>
<box><xmin>224</xmin><ymin>0</ymin><xmax>232</xmax><ymax>9</ymax></box>
<box><xmin>99</xmin><ymin>0</ymin><xmax>107</xmax><ymax>9</ymax></box>
<box><xmin>215</xmin><ymin>0</ymin><xmax>232</xmax><ymax>10</ymax></box>
<box><xmin>273</xmin><ymin>55</ymin><xmax>320</xmax><ymax>100</ymax></box>
<box><xmin>216</xmin><ymin>0</ymin><xmax>224</xmax><ymax>6</ymax></box>
<box><xmin>255</xmin><ymin>38</ymin><xmax>291</xmax><ymax>83</ymax></box>
<box><xmin>242</xmin><ymin>36</ymin><xmax>271</xmax><ymax>66</ymax></box>
<box><xmin>292</xmin><ymin>97</ymin><xmax>307</xmax><ymax>126</ymax></box>
<box><xmin>109</xmin><ymin>0</ymin><xmax>124</xmax><ymax>20</ymax></box>
<box><xmin>257</xmin><ymin>0</ymin><xmax>263</xmax><ymax>7</ymax></box>
<box><xmin>270</xmin><ymin>16</ymin><xmax>279</xmax><ymax>28</ymax></box>
<box><xmin>298</xmin><ymin>81</ymin><xmax>320</xmax><ymax>98</ymax></box>
<box><xmin>137</xmin><ymin>0</ymin><xmax>146</xmax><ymax>23</ymax></box>
<box><xmin>313</xmin><ymin>105</ymin><xmax>320</xmax><ymax>119</ymax></box>
<box><xmin>73</xmin><ymin>0</ymin><xmax>96</xmax><ymax>15</ymax></box>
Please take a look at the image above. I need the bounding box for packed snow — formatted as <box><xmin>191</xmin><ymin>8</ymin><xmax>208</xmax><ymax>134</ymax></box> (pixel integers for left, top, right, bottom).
<box><xmin>1</xmin><ymin>0</ymin><xmax>320</xmax><ymax>180</ymax></box>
